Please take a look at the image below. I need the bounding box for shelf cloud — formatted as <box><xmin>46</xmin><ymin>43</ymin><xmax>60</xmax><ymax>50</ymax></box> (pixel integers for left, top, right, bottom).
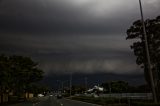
<box><xmin>0</xmin><ymin>0</ymin><xmax>159</xmax><ymax>75</ymax></box>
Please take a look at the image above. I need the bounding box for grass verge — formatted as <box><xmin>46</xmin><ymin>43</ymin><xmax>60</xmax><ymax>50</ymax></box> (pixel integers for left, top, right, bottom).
<box><xmin>70</xmin><ymin>96</ymin><xmax>128</xmax><ymax>106</ymax></box>
<box><xmin>70</xmin><ymin>96</ymin><xmax>160</xmax><ymax>106</ymax></box>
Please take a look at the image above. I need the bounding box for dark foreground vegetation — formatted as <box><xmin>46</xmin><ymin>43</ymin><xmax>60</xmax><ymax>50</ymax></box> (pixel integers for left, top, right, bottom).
<box><xmin>0</xmin><ymin>54</ymin><xmax>49</xmax><ymax>104</ymax></box>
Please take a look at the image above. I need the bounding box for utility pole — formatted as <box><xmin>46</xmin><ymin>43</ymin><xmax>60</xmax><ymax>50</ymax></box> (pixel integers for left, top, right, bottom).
<box><xmin>61</xmin><ymin>82</ymin><xmax>64</xmax><ymax>93</ymax></box>
<box><xmin>139</xmin><ymin>0</ymin><xmax>157</xmax><ymax>103</ymax></box>
<box><xmin>85</xmin><ymin>77</ymin><xmax>88</xmax><ymax>91</ymax></box>
<box><xmin>57</xmin><ymin>80</ymin><xmax>60</xmax><ymax>92</ymax></box>
<box><xmin>69</xmin><ymin>73</ymin><xmax>72</xmax><ymax>97</ymax></box>
<box><xmin>109</xmin><ymin>81</ymin><xmax>111</xmax><ymax>94</ymax></box>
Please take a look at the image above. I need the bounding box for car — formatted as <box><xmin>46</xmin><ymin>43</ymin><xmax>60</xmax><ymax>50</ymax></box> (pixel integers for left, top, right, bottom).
<box><xmin>38</xmin><ymin>94</ymin><xmax>44</xmax><ymax>97</ymax></box>
<box><xmin>56</xmin><ymin>94</ymin><xmax>62</xmax><ymax>99</ymax></box>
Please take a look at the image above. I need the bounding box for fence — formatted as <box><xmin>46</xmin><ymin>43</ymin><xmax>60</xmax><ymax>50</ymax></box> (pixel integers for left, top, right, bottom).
<box><xmin>85</xmin><ymin>93</ymin><xmax>152</xmax><ymax>100</ymax></box>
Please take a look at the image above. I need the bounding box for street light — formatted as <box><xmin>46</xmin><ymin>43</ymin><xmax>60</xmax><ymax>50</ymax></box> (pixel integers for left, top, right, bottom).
<box><xmin>85</xmin><ymin>77</ymin><xmax>88</xmax><ymax>91</ymax></box>
<box><xmin>69</xmin><ymin>72</ymin><xmax>72</xmax><ymax>97</ymax></box>
<box><xmin>138</xmin><ymin>0</ymin><xmax>157</xmax><ymax>103</ymax></box>
<box><xmin>57</xmin><ymin>80</ymin><xmax>64</xmax><ymax>93</ymax></box>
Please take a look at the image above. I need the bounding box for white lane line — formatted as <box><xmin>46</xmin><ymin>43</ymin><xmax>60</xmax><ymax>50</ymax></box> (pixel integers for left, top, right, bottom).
<box><xmin>65</xmin><ymin>98</ymin><xmax>102</xmax><ymax>106</ymax></box>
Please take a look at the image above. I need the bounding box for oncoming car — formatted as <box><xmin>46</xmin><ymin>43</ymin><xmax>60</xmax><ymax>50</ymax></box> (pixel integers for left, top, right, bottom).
<box><xmin>56</xmin><ymin>94</ymin><xmax>62</xmax><ymax>99</ymax></box>
<box><xmin>38</xmin><ymin>94</ymin><xmax>44</xmax><ymax>97</ymax></box>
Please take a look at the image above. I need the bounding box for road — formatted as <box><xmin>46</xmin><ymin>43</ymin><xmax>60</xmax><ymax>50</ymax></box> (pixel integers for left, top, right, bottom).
<box><xmin>8</xmin><ymin>96</ymin><xmax>101</xmax><ymax>106</ymax></box>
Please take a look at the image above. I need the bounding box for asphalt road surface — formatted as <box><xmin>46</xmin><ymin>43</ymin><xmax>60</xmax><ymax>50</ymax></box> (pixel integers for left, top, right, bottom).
<box><xmin>8</xmin><ymin>96</ymin><xmax>101</xmax><ymax>106</ymax></box>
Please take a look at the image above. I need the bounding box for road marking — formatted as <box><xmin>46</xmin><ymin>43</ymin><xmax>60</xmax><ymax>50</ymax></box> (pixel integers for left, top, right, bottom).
<box><xmin>65</xmin><ymin>98</ymin><xmax>102</xmax><ymax>106</ymax></box>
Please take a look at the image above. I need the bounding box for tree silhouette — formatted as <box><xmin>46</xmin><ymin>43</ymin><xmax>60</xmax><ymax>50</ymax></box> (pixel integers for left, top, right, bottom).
<box><xmin>126</xmin><ymin>16</ymin><xmax>160</xmax><ymax>100</ymax></box>
<box><xmin>0</xmin><ymin>55</ymin><xmax>44</xmax><ymax>100</ymax></box>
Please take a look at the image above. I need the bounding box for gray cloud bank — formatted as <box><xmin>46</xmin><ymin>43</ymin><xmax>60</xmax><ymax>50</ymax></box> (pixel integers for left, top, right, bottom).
<box><xmin>0</xmin><ymin>0</ymin><xmax>159</xmax><ymax>75</ymax></box>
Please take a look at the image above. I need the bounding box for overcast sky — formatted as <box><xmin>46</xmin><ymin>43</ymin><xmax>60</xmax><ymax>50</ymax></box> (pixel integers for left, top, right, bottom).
<box><xmin>0</xmin><ymin>0</ymin><xmax>160</xmax><ymax>75</ymax></box>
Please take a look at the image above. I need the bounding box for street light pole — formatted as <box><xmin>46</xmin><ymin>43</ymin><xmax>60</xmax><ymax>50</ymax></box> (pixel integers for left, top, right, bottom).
<box><xmin>69</xmin><ymin>73</ymin><xmax>72</xmax><ymax>97</ymax></box>
<box><xmin>57</xmin><ymin>80</ymin><xmax>60</xmax><ymax>92</ymax></box>
<box><xmin>139</xmin><ymin>0</ymin><xmax>157</xmax><ymax>103</ymax></box>
<box><xmin>61</xmin><ymin>82</ymin><xmax>64</xmax><ymax>93</ymax></box>
<box><xmin>85</xmin><ymin>77</ymin><xmax>88</xmax><ymax>91</ymax></box>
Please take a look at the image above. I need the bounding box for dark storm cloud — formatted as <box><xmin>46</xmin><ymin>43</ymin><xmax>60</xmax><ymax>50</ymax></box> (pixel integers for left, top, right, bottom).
<box><xmin>0</xmin><ymin>0</ymin><xmax>139</xmax><ymax>35</ymax></box>
<box><xmin>0</xmin><ymin>0</ymin><xmax>159</xmax><ymax>75</ymax></box>
<box><xmin>0</xmin><ymin>0</ymin><xmax>159</xmax><ymax>35</ymax></box>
